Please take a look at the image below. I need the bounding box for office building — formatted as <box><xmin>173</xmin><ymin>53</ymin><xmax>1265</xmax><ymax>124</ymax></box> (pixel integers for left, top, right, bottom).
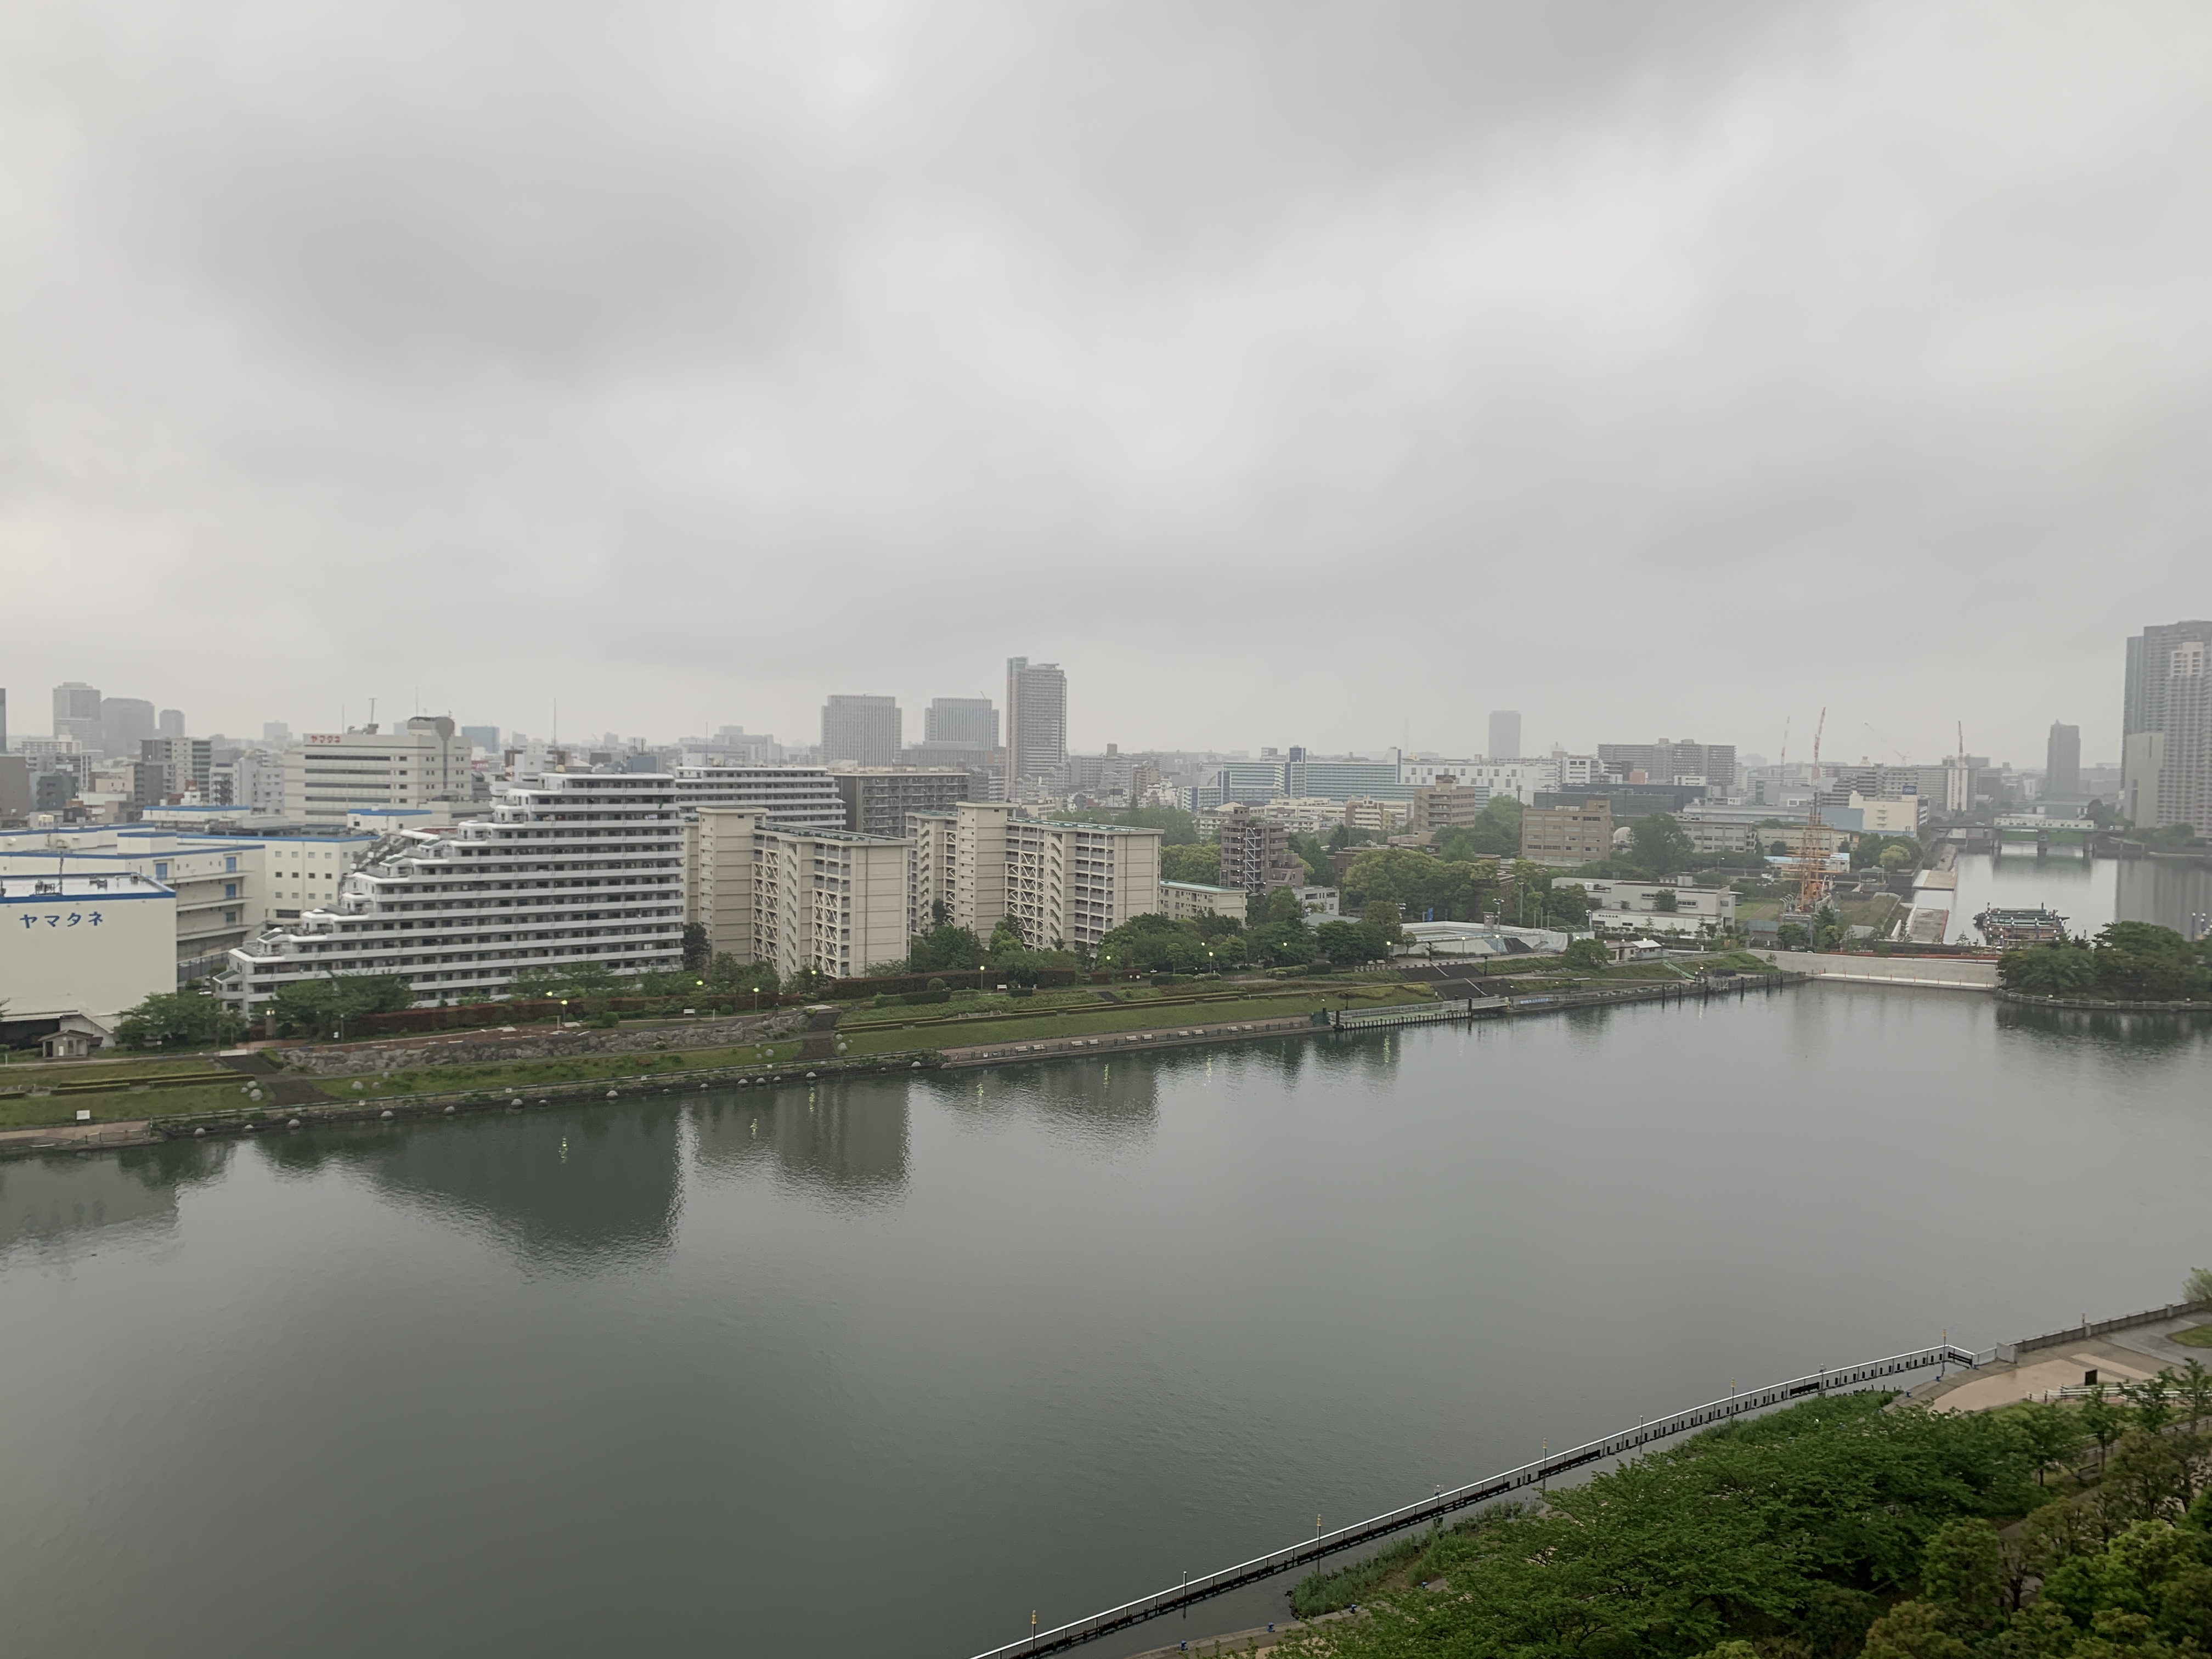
<box><xmin>1487</xmin><ymin>710</ymin><xmax>1522</xmax><ymax>760</ymax></box>
<box><xmin>909</xmin><ymin>801</ymin><xmax>1161</xmax><ymax>952</ymax></box>
<box><xmin>1519</xmin><ymin>798</ymin><xmax>1613</xmax><ymax>866</ymax></box>
<box><xmin>1005</xmin><ymin>658</ymin><xmax>1068</xmax><ymax>781</ymax></box>
<box><xmin>924</xmin><ymin>698</ymin><xmax>998</xmax><ymax>749</ymax></box>
<box><xmin>221</xmin><ymin>772</ymin><xmax>682</xmax><ymax>1010</ymax></box>
<box><xmin>830</xmin><ymin>767</ymin><xmax>970</xmax><ymax>837</ymax></box>
<box><xmin>0</xmin><ymin>822</ymin><xmax>373</xmax><ymax>965</ymax></box>
<box><xmin>1218</xmin><ymin>803</ymin><xmax>1303</xmax><ymax>897</ymax></box>
<box><xmin>821</xmin><ymin>695</ymin><xmax>902</xmax><ymax>767</ymax></box>
<box><xmin>1205</xmin><ymin>760</ymin><xmax>1289</xmax><ymax>804</ymax></box>
<box><xmin>1535</xmin><ymin>782</ymin><xmax>1705</xmax><ymax>821</ymax></box>
<box><xmin>687</xmin><ymin>809</ymin><xmax>911</xmax><ymax>981</ymax></box>
<box><xmin>1344</xmin><ymin>798</ymin><xmax>1410</xmax><ymax>834</ymax></box>
<box><xmin>1574</xmin><ymin>879</ymin><xmax>1736</xmax><ymax>935</ymax></box>
<box><xmin>2124</xmin><ymin>620</ymin><xmax>2212</xmax><ymax>740</ymax></box>
<box><xmin>2045</xmin><ymin>723</ymin><xmax>2082</xmax><ymax>799</ymax></box>
<box><xmin>1411</xmin><ymin>776</ymin><xmax>1492</xmax><ymax>834</ymax></box>
<box><xmin>283</xmin><ymin>717</ymin><xmax>469</xmax><ymax>822</ymax></box>
<box><xmin>1598</xmin><ymin>739</ymin><xmax>1735</xmax><ymax>789</ymax></box>
<box><xmin>1286</xmin><ymin>759</ymin><xmax>1408</xmax><ymax>802</ymax></box>
<box><xmin>158</xmin><ymin>709</ymin><xmax>186</xmax><ymax>739</ymax></box>
<box><xmin>2154</xmin><ymin>641</ymin><xmax>2212</xmax><ymax>837</ymax></box>
<box><xmin>0</xmin><ymin>686</ymin><xmax>8</xmax><ymax>753</ymax></box>
<box><xmin>101</xmin><ymin>698</ymin><xmax>157</xmax><ymax>754</ymax></box>
<box><xmin>0</xmin><ymin>872</ymin><xmax>175</xmax><ymax>1039</ymax></box>
<box><xmin>672</xmin><ymin>765</ymin><xmax>847</xmax><ymax>832</ymax></box>
<box><xmin>53</xmin><ymin>682</ymin><xmax>104</xmax><ymax>747</ymax></box>
<box><xmin>263</xmin><ymin>722</ymin><xmax>292</xmax><ymax>744</ymax></box>
<box><xmin>462</xmin><ymin>725</ymin><xmax>501</xmax><ymax>754</ymax></box>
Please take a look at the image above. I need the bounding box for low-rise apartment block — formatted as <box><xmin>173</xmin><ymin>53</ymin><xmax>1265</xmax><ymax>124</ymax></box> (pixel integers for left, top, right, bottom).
<box><xmin>1160</xmin><ymin>881</ymin><xmax>1248</xmax><ymax>924</ymax></box>
<box><xmin>672</xmin><ymin>764</ymin><xmax>847</xmax><ymax>832</ymax></box>
<box><xmin>1519</xmin><ymin>797</ymin><xmax>1613</xmax><ymax>866</ymax></box>
<box><xmin>1411</xmin><ymin>776</ymin><xmax>1491</xmax><ymax>834</ymax></box>
<box><xmin>1218</xmin><ymin>803</ymin><xmax>1303</xmax><ymax>896</ymax></box>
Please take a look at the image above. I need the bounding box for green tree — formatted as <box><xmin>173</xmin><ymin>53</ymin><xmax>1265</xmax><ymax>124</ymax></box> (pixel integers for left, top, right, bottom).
<box><xmin>1920</xmin><ymin>1517</ymin><xmax>2007</xmax><ymax>1633</ymax></box>
<box><xmin>908</xmin><ymin>924</ymin><xmax>986</xmax><ymax>972</ymax></box>
<box><xmin>2092</xmin><ymin>922</ymin><xmax>2211</xmax><ymax>1001</ymax></box>
<box><xmin>1118</xmin><ymin>805</ymin><xmax>1200</xmax><ymax>844</ymax></box>
<box><xmin>782</xmin><ymin>966</ymin><xmax>828</xmax><ymax>996</ymax></box>
<box><xmin>704</xmin><ymin>953</ymin><xmax>780</xmax><ymax>996</ymax></box>
<box><xmin>2080</xmin><ymin>1390</ymin><xmax>2130</xmax><ymax>1468</ymax></box>
<box><xmin>1776</xmin><ymin>921</ymin><xmax>1809</xmax><ymax>950</ymax></box>
<box><xmin>116</xmin><ymin>987</ymin><xmax>247</xmax><ymax>1051</ymax></box>
<box><xmin>1344</xmin><ymin>847</ymin><xmax>1484</xmax><ymax>921</ymax></box>
<box><xmin>1314</xmin><ymin>919</ymin><xmax>1390</xmax><ymax>964</ymax></box>
<box><xmin>268</xmin><ymin>973</ymin><xmax>415</xmax><ymax>1038</ymax></box>
<box><xmin>1999</xmin><ymin>941</ymin><xmax>2100</xmax><ymax>996</ymax></box>
<box><xmin>1561</xmin><ymin>938</ymin><xmax>1611</xmax><ymax>971</ymax></box>
<box><xmin>1546</xmin><ymin>882</ymin><xmax>1592</xmax><ymax>928</ymax></box>
<box><xmin>680</xmin><ymin>922</ymin><xmax>711</xmax><ymax>972</ymax></box>
<box><xmin>1860</xmin><ymin>1601</ymin><xmax>1969</xmax><ymax>1659</ymax></box>
<box><xmin>2008</xmin><ymin>1399</ymin><xmax>2087</xmax><ymax>1486</ymax></box>
<box><xmin>1160</xmin><ymin>843</ymin><xmax>1227</xmax><ymax>885</ymax></box>
<box><xmin>1652</xmin><ymin>887</ymin><xmax>1680</xmax><ymax>913</ymax></box>
<box><xmin>1362</xmin><ymin>900</ymin><xmax>1403</xmax><ymax>943</ymax></box>
<box><xmin>1629</xmin><ymin>814</ymin><xmax>1695</xmax><ymax>877</ymax></box>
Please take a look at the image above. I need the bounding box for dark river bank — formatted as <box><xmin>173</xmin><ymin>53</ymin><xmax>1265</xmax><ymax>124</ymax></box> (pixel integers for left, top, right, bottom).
<box><xmin>3</xmin><ymin>985</ymin><xmax>2209</xmax><ymax>1657</ymax></box>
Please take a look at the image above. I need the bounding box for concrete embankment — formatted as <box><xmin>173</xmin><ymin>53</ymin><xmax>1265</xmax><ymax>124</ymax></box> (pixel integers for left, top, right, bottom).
<box><xmin>1768</xmin><ymin>951</ymin><xmax>1998</xmax><ymax>990</ymax></box>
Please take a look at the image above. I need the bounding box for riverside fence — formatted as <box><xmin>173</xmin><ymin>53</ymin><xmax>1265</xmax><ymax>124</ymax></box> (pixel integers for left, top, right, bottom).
<box><xmin>1325</xmin><ymin>972</ymin><xmax>1796</xmax><ymax>1034</ymax></box>
<box><xmin>966</xmin><ymin>1342</ymin><xmax>1984</xmax><ymax>1659</ymax></box>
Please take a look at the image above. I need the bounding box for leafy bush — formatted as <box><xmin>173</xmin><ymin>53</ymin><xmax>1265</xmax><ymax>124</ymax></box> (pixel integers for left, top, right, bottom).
<box><xmin>116</xmin><ymin>988</ymin><xmax>246</xmax><ymax>1051</ymax></box>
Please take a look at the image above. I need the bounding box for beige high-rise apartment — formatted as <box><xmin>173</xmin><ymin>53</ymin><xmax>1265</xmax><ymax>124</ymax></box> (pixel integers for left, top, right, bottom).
<box><xmin>909</xmin><ymin>800</ymin><xmax>1163</xmax><ymax>952</ymax></box>
<box><xmin>687</xmin><ymin>808</ymin><xmax>912</xmax><ymax>980</ymax></box>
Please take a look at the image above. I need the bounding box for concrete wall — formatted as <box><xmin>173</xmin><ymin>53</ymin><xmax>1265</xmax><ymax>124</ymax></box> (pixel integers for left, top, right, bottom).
<box><xmin>1764</xmin><ymin>951</ymin><xmax>1997</xmax><ymax>989</ymax></box>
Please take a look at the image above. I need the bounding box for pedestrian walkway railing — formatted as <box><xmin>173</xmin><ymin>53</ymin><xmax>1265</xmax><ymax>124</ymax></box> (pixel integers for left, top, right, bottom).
<box><xmin>966</xmin><ymin>1343</ymin><xmax>1984</xmax><ymax>1659</ymax></box>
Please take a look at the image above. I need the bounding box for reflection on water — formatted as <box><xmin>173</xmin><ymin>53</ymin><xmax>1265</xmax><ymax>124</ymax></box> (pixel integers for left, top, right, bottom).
<box><xmin>1936</xmin><ymin>850</ymin><xmax>2212</xmax><ymax>942</ymax></box>
<box><xmin>259</xmin><ymin>1103</ymin><xmax>687</xmax><ymax>1269</ymax></box>
<box><xmin>692</xmin><ymin>1082</ymin><xmax>909</xmax><ymax>1201</ymax></box>
<box><xmin>1994</xmin><ymin>998</ymin><xmax>2212</xmax><ymax>1057</ymax></box>
<box><xmin>0</xmin><ymin>1141</ymin><xmax>232</xmax><ymax>1255</ymax></box>
<box><xmin>2115</xmin><ymin>857</ymin><xmax>2212</xmax><ymax>933</ymax></box>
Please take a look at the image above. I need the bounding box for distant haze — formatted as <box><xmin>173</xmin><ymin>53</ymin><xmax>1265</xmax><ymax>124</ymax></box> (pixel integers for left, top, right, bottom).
<box><xmin>4</xmin><ymin>1</ymin><xmax>2209</xmax><ymax>763</ymax></box>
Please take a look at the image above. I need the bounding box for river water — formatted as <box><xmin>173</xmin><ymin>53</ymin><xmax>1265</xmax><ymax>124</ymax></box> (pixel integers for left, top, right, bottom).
<box><xmin>1927</xmin><ymin>851</ymin><xmax>2212</xmax><ymax>943</ymax></box>
<box><xmin>3</xmin><ymin>987</ymin><xmax>2209</xmax><ymax>1658</ymax></box>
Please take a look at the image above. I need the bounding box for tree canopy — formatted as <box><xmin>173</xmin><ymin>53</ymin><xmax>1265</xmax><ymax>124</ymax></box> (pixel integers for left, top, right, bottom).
<box><xmin>1999</xmin><ymin>923</ymin><xmax>2211</xmax><ymax>1001</ymax></box>
<box><xmin>1160</xmin><ymin>843</ymin><xmax>1228</xmax><ymax>885</ymax></box>
<box><xmin>267</xmin><ymin>972</ymin><xmax>416</xmax><ymax>1037</ymax></box>
<box><xmin>116</xmin><ymin>987</ymin><xmax>247</xmax><ymax>1051</ymax></box>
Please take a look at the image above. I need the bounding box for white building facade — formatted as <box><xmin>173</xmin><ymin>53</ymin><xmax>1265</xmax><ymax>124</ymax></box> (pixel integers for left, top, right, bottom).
<box><xmin>671</xmin><ymin>765</ymin><xmax>847</xmax><ymax>832</ymax></box>
<box><xmin>221</xmin><ymin>773</ymin><xmax>682</xmax><ymax>1009</ymax></box>
<box><xmin>284</xmin><ymin>718</ymin><xmax>469</xmax><ymax>823</ymax></box>
<box><xmin>1</xmin><ymin>873</ymin><xmax>175</xmax><ymax>1029</ymax></box>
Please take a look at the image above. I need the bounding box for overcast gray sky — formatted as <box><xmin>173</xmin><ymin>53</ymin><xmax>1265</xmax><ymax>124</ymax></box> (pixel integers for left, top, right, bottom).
<box><xmin>4</xmin><ymin>0</ymin><xmax>2208</xmax><ymax>765</ymax></box>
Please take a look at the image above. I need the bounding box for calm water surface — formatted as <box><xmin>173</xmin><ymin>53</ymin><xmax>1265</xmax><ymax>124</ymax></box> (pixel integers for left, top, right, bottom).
<box><xmin>1931</xmin><ymin>850</ymin><xmax>2212</xmax><ymax>942</ymax></box>
<box><xmin>3</xmin><ymin>986</ymin><xmax>2209</xmax><ymax>1657</ymax></box>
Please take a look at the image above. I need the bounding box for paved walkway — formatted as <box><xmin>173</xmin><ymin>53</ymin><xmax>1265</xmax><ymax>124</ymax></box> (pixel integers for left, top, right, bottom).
<box><xmin>0</xmin><ymin>1118</ymin><xmax>154</xmax><ymax>1154</ymax></box>
<box><xmin>941</xmin><ymin>1015</ymin><xmax>1312</xmax><ymax>1066</ymax></box>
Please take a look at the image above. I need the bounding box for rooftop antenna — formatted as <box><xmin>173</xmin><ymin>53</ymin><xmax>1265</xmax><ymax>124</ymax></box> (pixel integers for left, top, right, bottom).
<box><xmin>367</xmin><ymin>697</ymin><xmax>377</xmax><ymax>731</ymax></box>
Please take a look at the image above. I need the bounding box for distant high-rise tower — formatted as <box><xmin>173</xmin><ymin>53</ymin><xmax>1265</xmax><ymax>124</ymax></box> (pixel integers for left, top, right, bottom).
<box><xmin>53</xmin><ymin>681</ymin><xmax>102</xmax><ymax>746</ymax></box>
<box><xmin>2154</xmin><ymin>641</ymin><xmax>2212</xmax><ymax>836</ymax></box>
<box><xmin>1006</xmin><ymin>658</ymin><xmax>1068</xmax><ymax>781</ymax></box>
<box><xmin>2124</xmin><ymin>621</ymin><xmax>2212</xmax><ymax>740</ymax></box>
<box><xmin>101</xmin><ymin>697</ymin><xmax>157</xmax><ymax>752</ymax></box>
<box><xmin>924</xmin><ymin>697</ymin><xmax>998</xmax><ymax>750</ymax></box>
<box><xmin>820</xmin><ymin>695</ymin><xmax>902</xmax><ymax>766</ymax></box>
<box><xmin>263</xmin><ymin>721</ymin><xmax>292</xmax><ymax>744</ymax></box>
<box><xmin>2045</xmin><ymin>722</ymin><xmax>2081</xmax><ymax>799</ymax></box>
<box><xmin>158</xmin><ymin>708</ymin><xmax>186</xmax><ymax>739</ymax></box>
<box><xmin>0</xmin><ymin>687</ymin><xmax>8</xmax><ymax>754</ymax></box>
<box><xmin>1487</xmin><ymin>710</ymin><xmax>1522</xmax><ymax>760</ymax></box>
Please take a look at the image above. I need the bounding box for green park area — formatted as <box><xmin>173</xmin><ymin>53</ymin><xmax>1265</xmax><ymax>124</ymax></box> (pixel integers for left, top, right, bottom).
<box><xmin>1282</xmin><ymin>1338</ymin><xmax>2212</xmax><ymax>1659</ymax></box>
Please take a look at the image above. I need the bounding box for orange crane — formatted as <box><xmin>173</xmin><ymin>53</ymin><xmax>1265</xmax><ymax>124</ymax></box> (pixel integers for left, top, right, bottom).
<box><xmin>1793</xmin><ymin>708</ymin><xmax>1831</xmax><ymax>918</ymax></box>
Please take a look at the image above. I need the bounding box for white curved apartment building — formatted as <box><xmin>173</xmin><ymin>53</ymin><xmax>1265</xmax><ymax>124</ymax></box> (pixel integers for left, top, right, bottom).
<box><xmin>219</xmin><ymin>772</ymin><xmax>682</xmax><ymax>1009</ymax></box>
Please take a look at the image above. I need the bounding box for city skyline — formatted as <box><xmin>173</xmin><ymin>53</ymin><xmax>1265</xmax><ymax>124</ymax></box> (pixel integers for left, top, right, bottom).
<box><xmin>6</xmin><ymin>5</ymin><xmax>2211</xmax><ymax>764</ymax></box>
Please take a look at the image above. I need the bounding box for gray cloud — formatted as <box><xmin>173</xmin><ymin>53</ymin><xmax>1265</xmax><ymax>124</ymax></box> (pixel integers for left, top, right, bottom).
<box><xmin>3</xmin><ymin>0</ymin><xmax>2208</xmax><ymax>763</ymax></box>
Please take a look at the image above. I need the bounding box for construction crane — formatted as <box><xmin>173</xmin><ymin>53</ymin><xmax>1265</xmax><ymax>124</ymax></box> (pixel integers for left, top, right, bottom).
<box><xmin>1793</xmin><ymin>708</ymin><xmax>1831</xmax><ymax>919</ymax></box>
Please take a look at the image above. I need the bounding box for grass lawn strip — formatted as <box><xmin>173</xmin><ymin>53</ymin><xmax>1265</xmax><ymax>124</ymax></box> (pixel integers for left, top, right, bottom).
<box><xmin>2174</xmin><ymin>1324</ymin><xmax>2212</xmax><ymax>1348</ymax></box>
<box><xmin>837</xmin><ymin>990</ymin><xmax>1426</xmax><ymax>1056</ymax></box>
